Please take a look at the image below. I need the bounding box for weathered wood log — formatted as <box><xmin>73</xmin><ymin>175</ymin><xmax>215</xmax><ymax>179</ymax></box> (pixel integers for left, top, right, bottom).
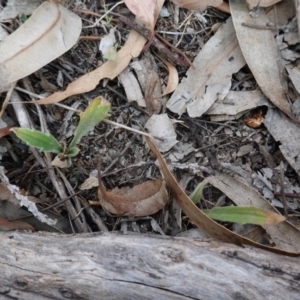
<box><xmin>0</xmin><ymin>232</ymin><xmax>299</xmax><ymax>299</ymax></box>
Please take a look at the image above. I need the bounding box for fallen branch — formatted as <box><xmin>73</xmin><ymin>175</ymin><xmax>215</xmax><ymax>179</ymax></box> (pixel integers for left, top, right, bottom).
<box><xmin>0</xmin><ymin>232</ymin><xmax>299</xmax><ymax>299</ymax></box>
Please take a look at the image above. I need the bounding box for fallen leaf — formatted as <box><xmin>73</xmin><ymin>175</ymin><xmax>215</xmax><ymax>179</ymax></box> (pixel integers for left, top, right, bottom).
<box><xmin>80</xmin><ymin>176</ymin><xmax>98</xmax><ymax>190</ymax></box>
<box><xmin>170</xmin><ymin>0</ymin><xmax>223</xmax><ymax>11</ymax></box>
<box><xmin>145</xmin><ymin>114</ymin><xmax>178</xmax><ymax>152</ymax></box>
<box><xmin>33</xmin><ymin>0</ymin><xmax>165</xmax><ymax>105</ymax></box>
<box><xmin>0</xmin><ymin>217</ymin><xmax>35</xmax><ymax>231</ymax></box>
<box><xmin>124</xmin><ymin>0</ymin><xmax>157</xmax><ymax>30</ymax></box>
<box><xmin>246</xmin><ymin>0</ymin><xmax>282</xmax><ymax>9</ymax></box>
<box><xmin>230</xmin><ymin>0</ymin><xmax>294</xmax><ymax>120</ymax></box>
<box><xmin>207</xmin><ymin>171</ymin><xmax>300</xmax><ymax>252</ymax></box>
<box><xmin>130</xmin><ymin>53</ymin><xmax>163</xmax><ymax>114</ymax></box>
<box><xmin>160</xmin><ymin>57</ymin><xmax>179</xmax><ymax>96</ymax></box>
<box><xmin>207</xmin><ymin>90</ymin><xmax>271</xmax><ymax>120</ymax></box>
<box><xmin>0</xmin><ymin>1</ymin><xmax>82</xmax><ymax>91</ymax></box>
<box><xmin>118</xmin><ymin>67</ymin><xmax>146</xmax><ymax>107</ymax></box>
<box><xmin>97</xmin><ymin>177</ymin><xmax>168</xmax><ymax>216</ymax></box>
<box><xmin>0</xmin><ymin>0</ymin><xmax>42</xmax><ymax>22</ymax></box>
<box><xmin>264</xmin><ymin>109</ymin><xmax>300</xmax><ymax>178</ymax></box>
<box><xmin>167</xmin><ymin>17</ymin><xmax>246</xmax><ymax>117</ymax></box>
<box><xmin>0</xmin><ymin>126</ymin><xmax>13</xmax><ymax>138</ymax></box>
<box><xmin>146</xmin><ymin>136</ymin><xmax>300</xmax><ymax>256</ymax></box>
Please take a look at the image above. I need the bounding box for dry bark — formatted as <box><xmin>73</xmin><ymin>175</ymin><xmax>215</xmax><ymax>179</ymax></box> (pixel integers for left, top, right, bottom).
<box><xmin>0</xmin><ymin>231</ymin><xmax>299</xmax><ymax>300</ymax></box>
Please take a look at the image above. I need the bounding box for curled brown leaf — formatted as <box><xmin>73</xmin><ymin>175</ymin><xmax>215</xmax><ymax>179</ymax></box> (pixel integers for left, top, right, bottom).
<box><xmin>97</xmin><ymin>176</ymin><xmax>168</xmax><ymax>216</ymax></box>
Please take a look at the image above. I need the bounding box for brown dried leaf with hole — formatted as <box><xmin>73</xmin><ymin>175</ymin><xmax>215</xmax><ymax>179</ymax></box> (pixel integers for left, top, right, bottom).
<box><xmin>0</xmin><ymin>217</ymin><xmax>35</xmax><ymax>231</ymax></box>
<box><xmin>170</xmin><ymin>0</ymin><xmax>223</xmax><ymax>11</ymax></box>
<box><xmin>146</xmin><ymin>136</ymin><xmax>300</xmax><ymax>257</ymax></box>
<box><xmin>97</xmin><ymin>176</ymin><xmax>168</xmax><ymax>216</ymax></box>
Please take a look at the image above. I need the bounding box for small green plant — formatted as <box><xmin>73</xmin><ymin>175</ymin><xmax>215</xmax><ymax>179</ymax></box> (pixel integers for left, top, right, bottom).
<box><xmin>190</xmin><ymin>179</ymin><xmax>285</xmax><ymax>225</ymax></box>
<box><xmin>11</xmin><ymin>97</ymin><xmax>110</xmax><ymax>167</ymax></box>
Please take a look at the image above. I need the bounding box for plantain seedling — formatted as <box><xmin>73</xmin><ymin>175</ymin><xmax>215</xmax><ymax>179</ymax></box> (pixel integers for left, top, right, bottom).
<box><xmin>11</xmin><ymin>97</ymin><xmax>110</xmax><ymax>167</ymax></box>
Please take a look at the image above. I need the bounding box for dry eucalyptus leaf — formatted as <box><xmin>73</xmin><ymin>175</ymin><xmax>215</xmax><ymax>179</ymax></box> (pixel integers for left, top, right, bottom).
<box><xmin>230</xmin><ymin>0</ymin><xmax>293</xmax><ymax>119</ymax></box>
<box><xmin>207</xmin><ymin>171</ymin><xmax>300</xmax><ymax>252</ymax></box>
<box><xmin>246</xmin><ymin>0</ymin><xmax>281</xmax><ymax>9</ymax></box>
<box><xmin>167</xmin><ymin>17</ymin><xmax>246</xmax><ymax>117</ymax></box>
<box><xmin>145</xmin><ymin>114</ymin><xmax>178</xmax><ymax>152</ymax></box>
<box><xmin>0</xmin><ymin>217</ymin><xmax>35</xmax><ymax>231</ymax></box>
<box><xmin>146</xmin><ymin>136</ymin><xmax>300</xmax><ymax>256</ymax></box>
<box><xmin>160</xmin><ymin>57</ymin><xmax>179</xmax><ymax>96</ymax></box>
<box><xmin>98</xmin><ymin>177</ymin><xmax>168</xmax><ymax>216</ymax></box>
<box><xmin>0</xmin><ymin>1</ymin><xmax>82</xmax><ymax>91</ymax></box>
<box><xmin>0</xmin><ymin>0</ymin><xmax>42</xmax><ymax>22</ymax></box>
<box><xmin>207</xmin><ymin>90</ymin><xmax>271</xmax><ymax>119</ymax></box>
<box><xmin>33</xmin><ymin>0</ymin><xmax>165</xmax><ymax>105</ymax></box>
<box><xmin>118</xmin><ymin>67</ymin><xmax>146</xmax><ymax>107</ymax></box>
<box><xmin>130</xmin><ymin>53</ymin><xmax>163</xmax><ymax>114</ymax></box>
<box><xmin>170</xmin><ymin>0</ymin><xmax>223</xmax><ymax>11</ymax></box>
<box><xmin>80</xmin><ymin>176</ymin><xmax>99</xmax><ymax>190</ymax></box>
<box><xmin>264</xmin><ymin>109</ymin><xmax>300</xmax><ymax>178</ymax></box>
<box><xmin>124</xmin><ymin>0</ymin><xmax>158</xmax><ymax>30</ymax></box>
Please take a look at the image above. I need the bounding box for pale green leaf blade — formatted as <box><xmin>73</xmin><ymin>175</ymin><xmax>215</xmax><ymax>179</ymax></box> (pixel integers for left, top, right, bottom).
<box><xmin>69</xmin><ymin>97</ymin><xmax>110</xmax><ymax>149</ymax></box>
<box><xmin>203</xmin><ymin>206</ymin><xmax>285</xmax><ymax>225</ymax></box>
<box><xmin>190</xmin><ymin>179</ymin><xmax>208</xmax><ymax>204</ymax></box>
<box><xmin>11</xmin><ymin>128</ymin><xmax>63</xmax><ymax>153</ymax></box>
<box><xmin>67</xmin><ymin>147</ymin><xmax>80</xmax><ymax>157</ymax></box>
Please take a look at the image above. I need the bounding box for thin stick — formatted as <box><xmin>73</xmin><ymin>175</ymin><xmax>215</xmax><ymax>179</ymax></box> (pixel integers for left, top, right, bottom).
<box><xmin>0</xmin><ymin>81</ymin><xmax>16</xmax><ymax>119</ymax></box>
<box><xmin>103</xmin><ymin>119</ymin><xmax>164</xmax><ymax>141</ymax></box>
<box><xmin>83</xmin><ymin>1</ymin><xmax>124</xmax><ymax>29</ymax></box>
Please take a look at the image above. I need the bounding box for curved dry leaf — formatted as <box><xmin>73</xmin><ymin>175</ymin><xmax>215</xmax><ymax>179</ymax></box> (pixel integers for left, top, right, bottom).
<box><xmin>146</xmin><ymin>136</ymin><xmax>300</xmax><ymax>256</ymax></box>
<box><xmin>124</xmin><ymin>0</ymin><xmax>157</xmax><ymax>30</ymax></box>
<box><xmin>167</xmin><ymin>17</ymin><xmax>246</xmax><ymax>117</ymax></box>
<box><xmin>170</xmin><ymin>0</ymin><xmax>223</xmax><ymax>11</ymax></box>
<box><xmin>0</xmin><ymin>217</ymin><xmax>35</xmax><ymax>231</ymax></box>
<box><xmin>33</xmin><ymin>0</ymin><xmax>165</xmax><ymax>105</ymax></box>
<box><xmin>160</xmin><ymin>57</ymin><xmax>179</xmax><ymax>96</ymax></box>
<box><xmin>230</xmin><ymin>0</ymin><xmax>293</xmax><ymax>119</ymax></box>
<box><xmin>246</xmin><ymin>0</ymin><xmax>281</xmax><ymax>9</ymax></box>
<box><xmin>0</xmin><ymin>0</ymin><xmax>42</xmax><ymax>22</ymax></box>
<box><xmin>207</xmin><ymin>171</ymin><xmax>300</xmax><ymax>252</ymax></box>
<box><xmin>98</xmin><ymin>177</ymin><xmax>168</xmax><ymax>216</ymax></box>
<box><xmin>0</xmin><ymin>1</ymin><xmax>82</xmax><ymax>90</ymax></box>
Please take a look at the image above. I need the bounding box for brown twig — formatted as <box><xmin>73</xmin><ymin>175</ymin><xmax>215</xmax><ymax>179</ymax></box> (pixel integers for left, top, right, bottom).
<box><xmin>273</xmin><ymin>192</ymin><xmax>300</xmax><ymax>200</ymax></box>
<box><xmin>241</xmin><ymin>22</ymin><xmax>275</xmax><ymax>30</ymax></box>
<box><xmin>119</xmin><ymin>16</ymin><xmax>191</xmax><ymax>69</ymax></box>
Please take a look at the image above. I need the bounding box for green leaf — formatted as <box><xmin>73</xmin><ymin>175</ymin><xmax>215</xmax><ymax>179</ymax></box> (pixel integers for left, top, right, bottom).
<box><xmin>190</xmin><ymin>179</ymin><xmax>208</xmax><ymax>204</ymax></box>
<box><xmin>67</xmin><ymin>147</ymin><xmax>80</xmax><ymax>157</ymax></box>
<box><xmin>68</xmin><ymin>97</ymin><xmax>110</xmax><ymax>149</ymax></box>
<box><xmin>203</xmin><ymin>206</ymin><xmax>285</xmax><ymax>225</ymax></box>
<box><xmin>11</xmin><ymin>128</ymin><xmax>63</xmax><ymax>153</ymax></box>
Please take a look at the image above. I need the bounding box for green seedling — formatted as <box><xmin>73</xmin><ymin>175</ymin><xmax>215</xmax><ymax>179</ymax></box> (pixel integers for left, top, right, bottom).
<box><xmin>11</xmin><ymin>97</ymin><xmax>110</xmax><ymax>166</ymax></box>
<box><xmin>190</xmin><ymin>179</ymin><xmax>208</xmax><ymax>204</ymax></box>
<box><xmin>202</xmin><ymin>206</ymin><xmax>285</xmax><ymax>225</ymax></box>
<box><xmin>190</xmin><ymin>180</ymin><xmax>285</xmax><ymax>225</ymax></box>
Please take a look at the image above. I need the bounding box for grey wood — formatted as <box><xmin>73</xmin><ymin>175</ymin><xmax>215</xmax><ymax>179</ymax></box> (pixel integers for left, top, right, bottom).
<box><xmin>0</xmin><ymin>232</ymin><xmax>299</xmax><ymax>300</ymax></box>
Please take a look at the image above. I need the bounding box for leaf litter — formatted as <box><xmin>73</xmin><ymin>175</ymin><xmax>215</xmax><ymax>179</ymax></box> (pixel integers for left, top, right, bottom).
<box><xmin>1</xmin><ymin>0</ymin><xmax>300</xmax><ymax>256</ymax></box>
